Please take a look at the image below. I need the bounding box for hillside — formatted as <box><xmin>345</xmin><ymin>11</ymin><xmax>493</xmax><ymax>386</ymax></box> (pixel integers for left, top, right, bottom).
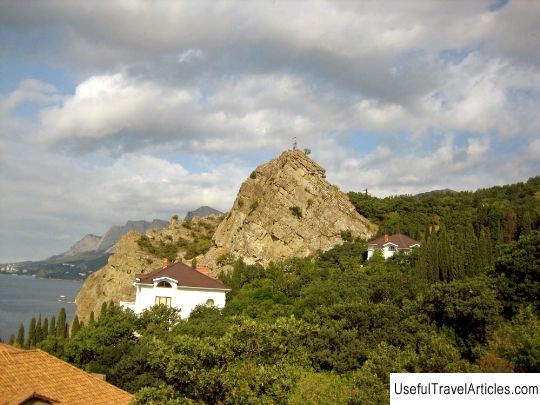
<box><xmin>75</xmin><ymin>215</ymin><xmax>222</xmax><ymax>324</ymax></box>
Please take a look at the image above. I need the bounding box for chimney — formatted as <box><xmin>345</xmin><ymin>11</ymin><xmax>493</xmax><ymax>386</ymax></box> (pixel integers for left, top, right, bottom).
<box><xmin>196</xmin><ymin>263</ymin><xmax>210</xmax><ymax>276</ymax></box>
<box><xmin>384</xmin><ymin>234</ymin><xmax>389</xmax><ymax>243</ymax></box>
<box><xmin>162</xmin><ymin>258</ymin><xmax>170</xmax><ymax>269</ymax></box>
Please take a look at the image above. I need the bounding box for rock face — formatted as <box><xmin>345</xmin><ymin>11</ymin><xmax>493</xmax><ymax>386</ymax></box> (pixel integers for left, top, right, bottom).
<box><xmin>205</xmin><ymin>150</ymin><xmax>376</xmax><ymax>271</ymax></box>
<box><xmin>96</xmin><ymin>219</ymin><xmax>169</xmax><ymax>252</ymax></box>
<box><xmin>75</xmin><ymin>231</ymin><xmax>163</xmax><ymax>324</ymax></box>
<box><xmin>74</xmin><ymin>216</ymin><xmax>222</xmax><ymax>324</ymax></box>
<box><xmin>60</xmin><ymin>234</ymin><xmax>102</xmax><ymax>258</ymax></box>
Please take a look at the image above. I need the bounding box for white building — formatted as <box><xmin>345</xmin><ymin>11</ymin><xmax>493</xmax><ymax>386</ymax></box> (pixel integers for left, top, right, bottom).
<box><xmin>120</xmin><ymin>261</ymin><xmax>230</xmax><ymax>319</ymax></box>
<box><xmin>367</xmin><ymin>233</ymin><xmax>420</xmax><ymax>260</ymax></box>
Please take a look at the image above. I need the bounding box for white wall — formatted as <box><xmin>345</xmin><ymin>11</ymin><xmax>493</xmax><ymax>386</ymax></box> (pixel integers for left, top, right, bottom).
<box><xmin>134</xmin><ymin>284</ymin><xmax>227</xmax><ymax>319</ymax></box>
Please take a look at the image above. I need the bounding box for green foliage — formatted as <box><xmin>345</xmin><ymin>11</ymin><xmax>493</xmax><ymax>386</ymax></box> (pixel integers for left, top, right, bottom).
<box><xmin>340</xmin><ymin>230</ymin><xmax>352</xmax><ymax>242</ymax></box>
<box><xmin>49</xmin><ymin>315</ymin><xmax>56</xmax><ymax>336</ymax></box>
<box><xmin>16</xmin><ymin>323</ymin><xmax>24</xmax><ymax>347</ymax></box>
<box><xmin>491</xmin><ymin>230</ymin><xmax>540</xmax><ymax>318</ymax></box>
<box><xmin>57</xmin><ymin>308</ymin><xmax>67</xmax><ymax>337</ymax></box>
<box><xmin>249</xmin><ymin>200</ymin><xmax>259</xmax><ymax>212</ymax></box>
<box><xmin>42</xmin><ymin>317</ymin><xmax>48</xmax><ymax>340</ymax></box>
<box><xmin>18</xmin><ymin>176</ymin><xmax>538</xmax><ymax>402</ymax></box>
<box><xmin>289</xmin><ymin>206</ymin><xmax>302</xmax><ymax>218</ymax></box>
<box><xmin>71</xmin><ymin>315</ymin><xmax>81</xmax><ymax>338</ymax></box>
<box><xmin>488</xmin><ymin>307</ymin><xmax>540</xmax><ymax>372</ymax></box>
<box><xmin>249</xmin><ymin>170</ymin><xmax>257</xmax><ymax>179</ymax></box>
<box><xmin>138</xmin><ymin>233</ymin><xmax>212</xmax><ymax>262</ymax></box>
<box><xmin>26</xmin><ymin>317</ymin><xmax>36</xmax><ymax>347</ymax></box>
<box><xmin>422</xmin><ymin>276</ymin><xmax>502</xmax><ymax>359</ymax></box>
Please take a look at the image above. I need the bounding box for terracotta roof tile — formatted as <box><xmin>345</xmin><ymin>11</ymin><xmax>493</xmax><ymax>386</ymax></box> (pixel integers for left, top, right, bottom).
<box><xmin>136</xmin><ymin>261</ymin><xmax>230</xmax><ymax>290</ymax></box>
<box><xmin>0</xmin><ymin>343</ymin><xmax>132</xmax><ymax>405</ymax></box>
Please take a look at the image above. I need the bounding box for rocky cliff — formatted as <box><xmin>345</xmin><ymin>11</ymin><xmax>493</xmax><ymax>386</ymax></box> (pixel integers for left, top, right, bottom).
<box><xmin>74</xmin><ymin>216</ymin><xmax>222</xmax><ymax>324</ymax></box>
<box><xmin>60</xmin><ymin>234</ymin><xmax>102</xmax><ymax>258</ymax></box>
<box><xmin>204</xmin><ymin>150</ymin><xmax>376</xmax><ymax>271</ymax></box>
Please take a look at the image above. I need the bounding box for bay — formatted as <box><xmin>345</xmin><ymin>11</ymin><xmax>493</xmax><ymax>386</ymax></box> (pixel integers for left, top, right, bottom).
<box><xmin>0</xmin><ymin>273</ymin><xmax>82</xmax><ymax>341</ymax></box>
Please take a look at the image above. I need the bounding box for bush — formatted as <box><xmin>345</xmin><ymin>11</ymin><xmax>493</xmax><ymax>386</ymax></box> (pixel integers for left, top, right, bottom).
<box><xmin>290</xmin><ymin>206</ymin><xmax>302</xmax><ymax>219</ymax></box>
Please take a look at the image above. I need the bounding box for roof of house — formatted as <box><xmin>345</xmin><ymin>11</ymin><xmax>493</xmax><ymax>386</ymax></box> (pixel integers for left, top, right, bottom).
<box><xmin>135</xmin><ymin>261</ymin><xmax>230</xmax><ymax>290</ymax></box>
<box><xmin>368</xmin><ymin>233</ymin><xmax>420</xmax><ymax>249</ymax></box>
<box><xmin>0</xmin><ymin>343</ymin><xmax>132</xmax><ymax>405</ymax></box>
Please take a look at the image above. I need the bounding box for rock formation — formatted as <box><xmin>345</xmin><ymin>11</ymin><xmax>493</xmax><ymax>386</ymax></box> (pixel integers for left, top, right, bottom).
<box><xmin>74</xmin><ymin>216</ymin><xmax>222</xmax><ymax>324</ymax></box>
<box><xmin>60</xmin><ymin>234</ymin><xmax>102</xmax><ymax>258</ymax></box>
<box><xmin>184</xmin><ymin>206</ymin><xmax>224</xmax><ymax>221</ymax></box>
<box><xmin>204</xmin><ymin>150</ymin><xmax>376</xmax><ymax>272</ymax></box>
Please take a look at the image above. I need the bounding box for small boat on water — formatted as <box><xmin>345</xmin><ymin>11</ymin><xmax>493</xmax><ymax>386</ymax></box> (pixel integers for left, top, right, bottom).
<box><xmin>60</xmin><ymin>295</ymin><xmax>66</xmax><ymax>298</ymax></box>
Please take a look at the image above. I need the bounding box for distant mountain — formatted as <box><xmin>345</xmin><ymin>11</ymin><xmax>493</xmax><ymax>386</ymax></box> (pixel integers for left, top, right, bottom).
<box><xmin>184</xmin><ymin>206</ymin><xmax>223</xmax><ymax>221</ymax></box>
<box><xmin>60</xmin><ymin>234</ymin><xmax>102</xmax><ymax>258</ymax></box>
<box><xmin>1</xmin><ymin>218</ymin><xmax>169</xmax><ymax>280</ymax></box>
<box><xmin>96</xmin><ymin>219</ymin><xmax>169</xmax><ymax>252</ymax></box>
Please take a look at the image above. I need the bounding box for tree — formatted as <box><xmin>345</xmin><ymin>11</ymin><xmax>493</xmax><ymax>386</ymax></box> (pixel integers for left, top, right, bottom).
<box><xmin>8</xmin><ymin>334</ymin><xmax>15</xmax><ymax>345</ymax></box>
<box><xmin>16</xmin><ymin>323</ymin><xmax>24</xmax><ymax>347</ymax></box>
<box><xmin>492</xmin><ymin>230</ymin><xmax>540</xmax><ymax>318</ymax></box>
<box><xmin>42</xmin><ymin>317</ymin><xmax>49</xmax><ymax>340</ymax></box>
<box><xmin>89</xmin><ymin>311</ymin><xmax>95</xmax><ymax>325</ymax></box>
<box><xmin>423</xmin><ymin>276</ymin><xmax>502</xmax><ymax>360</ymax></box>
<box><xmin>49</xmin><ymin>315</ymin><xmax>56</xmax><ymax>337</ymax></box>
<box><xmin>57</xmin><ymin>308</ymin><xmax>66</xmax><ymax>337</ymax></box>
<box><xmin>71</xmin><ymin>315</ymin><xmax>81</xmax><ymax>338</ymax></box>
<box><xmin>35</xmin><ymin>315</ymin><xmax>42</xmax><ymax>344</ymax></box>
<box><xmin>26</xmin><ymin>317</ymin><xmax>36</xmax><ymax>347</ymax></box>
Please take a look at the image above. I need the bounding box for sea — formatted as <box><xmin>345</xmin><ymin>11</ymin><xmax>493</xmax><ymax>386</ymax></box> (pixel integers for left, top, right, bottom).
<box><xmin>0</xmin><ymin>273</ymin><xmax>82</xmax><ymax>342</ymax></box>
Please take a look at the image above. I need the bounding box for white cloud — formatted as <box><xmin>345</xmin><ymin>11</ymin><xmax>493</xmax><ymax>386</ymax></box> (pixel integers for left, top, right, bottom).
<box><xmin>1</xmin><ymin>0</ymin><xmax>540</xmax><ymax>261</ymax></box>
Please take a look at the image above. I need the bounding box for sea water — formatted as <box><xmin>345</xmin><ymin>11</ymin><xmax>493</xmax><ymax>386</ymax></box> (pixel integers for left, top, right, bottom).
<box><xmin>0</xmin><ymin>273</ymin><xmax>82</xmax><ymax>341</ymax></box>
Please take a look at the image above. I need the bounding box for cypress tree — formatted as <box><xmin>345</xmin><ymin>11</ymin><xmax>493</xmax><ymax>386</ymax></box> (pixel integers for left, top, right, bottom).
<box><xmin>56</xmin><ymin>308</ymin><xmax>66</xmax><ymax>337</ymax></box>
<box><xmin>26</xmin><ymin>317</ymin><xmax>36</xmax><ymax>347</ymax></box>
<box><xmin>16</xmin><ymin>323</ymin><xmax>24</xmax><ymax>347</ymax></box>
<box><xmin>100</xmin><ymin>301</ymin><xmax>108</xmax><ymax>319</ymax></box>
<box><xmin>89</xmin><ymin>311</ymin><xmax>95</xmax><ymax>325</ymax></box>
<box><xmin>8</xmin><ymin>334</ymin><xmax>15</xmax><ymax>345</ymax></box>
<box><xmin>462</xmin><ymin>224</ymin><xmax>478</xmax><ymax>277</ymax></box>
<box><xmin>42</xmin><ymin>317</ymin><xmax>49</xmax><ymax>340</ymax></box>
<box><xmin>35</xmin><ymin>315</ymin><xmax>42</xmax><ymax>344</ymax></box>
<box><xmin>520</xmin><ymin>210</ymin><xmax>532</xmax><ymax>236</ymax></box>
<box><xmin>49</xmin><ymin>316</ymin><xmax>56</xmax><ymax>336</ymax></box>
<box><xmin>71</xmin><ymin>315</ymin><xmax>80</xmax><ymax>338</ymax></box>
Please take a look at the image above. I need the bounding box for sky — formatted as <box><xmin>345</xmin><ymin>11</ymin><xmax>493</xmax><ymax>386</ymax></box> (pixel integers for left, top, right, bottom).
<box><xmin>1</xmin><ymin>0</ymin><xmax>539</xmax><ymax>262</ymax></box>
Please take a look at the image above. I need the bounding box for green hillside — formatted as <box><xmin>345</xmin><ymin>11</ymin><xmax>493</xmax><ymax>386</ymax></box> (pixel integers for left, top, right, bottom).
<box><xmin>11</xmin><ymin>177</ymin><xmax>540</xmax><ymax>404</ymax></box>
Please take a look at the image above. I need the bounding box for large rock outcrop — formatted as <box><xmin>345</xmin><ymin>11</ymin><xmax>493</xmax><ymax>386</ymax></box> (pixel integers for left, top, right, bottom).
<box><xmin>205</xmin><ymin>150</ymin><xmax>376</xmax><ymax>271</ymax></box>
<box><xmin>75</xmin><ymin>216</ymin><xmax>222</xmax><ymax>324</ymax></box>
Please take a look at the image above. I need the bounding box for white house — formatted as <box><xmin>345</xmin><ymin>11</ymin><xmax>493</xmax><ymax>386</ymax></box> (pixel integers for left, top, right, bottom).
<box><xmin>120</xmin><ymin>261</ymin><xmax>230</xmax><ymax>319</ymax></box>
<box><xmin>367</xmin><ymin>233</ymin><xmax>420</xmax><ymax>260</ymax></box>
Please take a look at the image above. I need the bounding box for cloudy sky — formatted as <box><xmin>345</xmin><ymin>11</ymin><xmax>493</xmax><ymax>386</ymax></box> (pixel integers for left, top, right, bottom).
<box><xmin>1</xmin><ymin>0</ymin><xmax>539</xmax><ymax>262</ymax></box>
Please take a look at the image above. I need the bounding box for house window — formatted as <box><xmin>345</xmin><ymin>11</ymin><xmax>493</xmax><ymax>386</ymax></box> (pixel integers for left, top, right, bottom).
<box><xmin>155</xmin><ymin>296</ymin><xmax>172</xmax><ymax>307</ymax></box>
<box><xmin>206</xmin><ymin>298</ymin><xmax>215</xmax><ymax>307</ymax></box>
<box><xmin>157</xmin><ymin>281</ymin><xmax>172</xmax><ymax>288</ymax></box>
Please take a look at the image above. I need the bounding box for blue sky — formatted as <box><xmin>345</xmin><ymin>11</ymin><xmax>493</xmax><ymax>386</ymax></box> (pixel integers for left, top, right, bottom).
<box><xmin>1</xmin><ymin>0</ymin><xmax>539</xmax><ymax>262</ymax></box>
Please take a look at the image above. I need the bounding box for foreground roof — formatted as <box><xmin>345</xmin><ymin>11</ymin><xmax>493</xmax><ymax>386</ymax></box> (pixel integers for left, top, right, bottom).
<box><xmin>368</xmin><ymin>233</ymin><xmax>420</xmax><ymax>249</ymax></box>
<box><xmin>0</xmin><ymin>343</ymin><xmax>132</xmax><ymax>405</ymax></box>
<box><xmin>136</xmin><ymin>261</ymin><xmax>230</xmax><ymax>290</ymax></box>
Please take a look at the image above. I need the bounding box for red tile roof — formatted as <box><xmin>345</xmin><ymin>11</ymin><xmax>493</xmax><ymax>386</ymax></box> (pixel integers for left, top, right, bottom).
<box><xmin>136</xmin><ymin>261</ymin><xmax>230</xmax><ymax>290</ymax></box>
<box><xmin>0</xmin><ymin>343</ymin><xmax>132</xmax><ymax>405</ymax></box>
<box><xmin>368</xmin><ymin>233</ymin><xmax>420</xmax><ymax>249</ymax></box>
